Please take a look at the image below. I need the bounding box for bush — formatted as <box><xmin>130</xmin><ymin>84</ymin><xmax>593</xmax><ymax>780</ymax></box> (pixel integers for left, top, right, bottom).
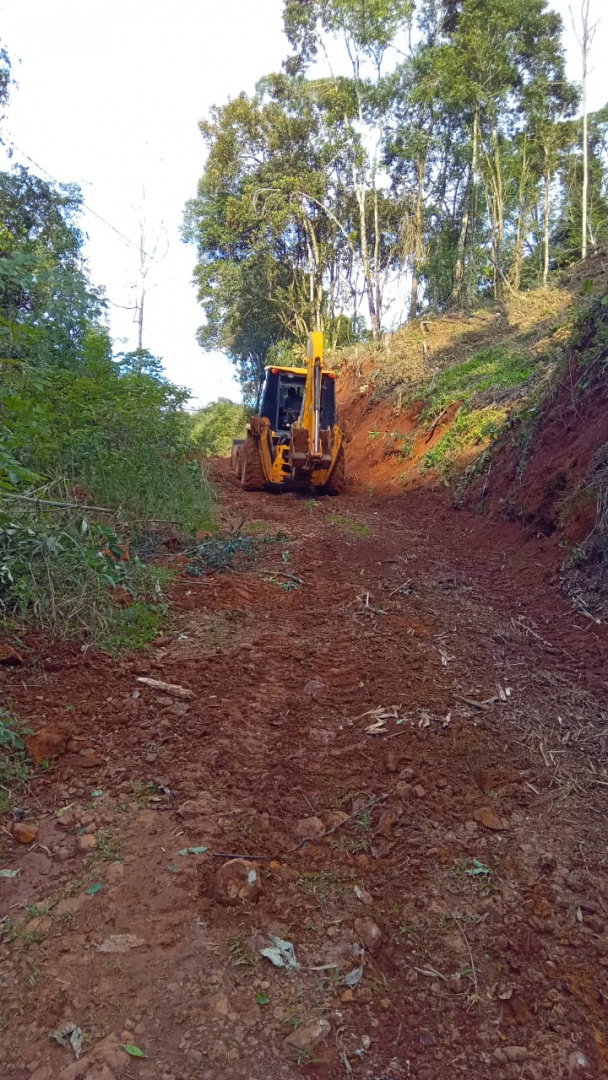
<box><xmin>10</xmin><ymin>347</ymin><xmax>216</xmax><ymax>534</ymax></box>
<box><xmin>0</xmin><ymin>512</ymin><xmax>171</xmax><ymax>645</ymax></box>
<box><xmin>190</xmin><ymin>397</ymin><xmax>249</xmax><ymax>457</ymax></box>
<box><xmin>0</xmin><ymin>163</ymin><xmax>215</xmax><ymax>644</ymax></box>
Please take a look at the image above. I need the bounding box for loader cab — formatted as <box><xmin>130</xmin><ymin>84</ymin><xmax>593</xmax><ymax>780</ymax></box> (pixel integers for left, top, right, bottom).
<box><xmin>259</xmin><ymin>366</ymin><xmax>337</xmax><ymax>436</ymax></box>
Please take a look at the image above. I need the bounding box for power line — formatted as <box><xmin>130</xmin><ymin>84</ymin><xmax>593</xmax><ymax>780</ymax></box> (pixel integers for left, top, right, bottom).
<box><xmin>5</xmin><ymin>138</ymin><xmax>156</xmax><ymax>260</ymax></box>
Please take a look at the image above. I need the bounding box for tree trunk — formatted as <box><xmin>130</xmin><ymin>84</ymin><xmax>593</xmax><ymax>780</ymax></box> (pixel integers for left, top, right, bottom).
<box><xmin>410</xmin><ymin>157</ymin><xmax>426</xmax><ymax>320</ymax></box>
<box><xmin>355</xmin><ymin>185</ymin><xmax>380</xmax><ymax>341</ymax></box>
<box><xmin>575</xmin><ymin>0</ymin><xmax>596</xmax><ymax>261</ymax></box>
<box><xmin>512</xmin><ymin>136</ymin><xmax>529</xmax><ymax>291</ymax></box>
<box><xmin>450</xmin><ymin>170</ymin><xmax>470</xmax><ymax>306</ymax></box>
<box><xmin>543</xmin><ymin>165</ymin><xmax>552</xmax><ymax>287</ymax></box>
<box><xmin>465</xmin><ymin>106</ymin><xmax>480</xmax><ymax>307</ymax></box>
<box><xmin>373</xmin><ymin>186</ymin><xmax>382</xmax><ymax>330</ymax></box>
<box><xmin>491</xmin><ymin>125</ymin><xmax>504</xmax><ymax>300</ymax></box>
<box><xmin>582</xmin><ymin>86</ymin><xmax>588</xmax><ymax>260</ymax></box>
<box><xmin>137</xmin><ymin>288</ymin><xmax>144</xmax><ymax>351</ymax></box>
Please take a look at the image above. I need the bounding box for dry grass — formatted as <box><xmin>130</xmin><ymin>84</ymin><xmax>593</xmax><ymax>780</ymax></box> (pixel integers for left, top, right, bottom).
<box><xmin>333</xmin><ymin>254</ymin><xmax>608</xmax><ymax>405</ymax></box>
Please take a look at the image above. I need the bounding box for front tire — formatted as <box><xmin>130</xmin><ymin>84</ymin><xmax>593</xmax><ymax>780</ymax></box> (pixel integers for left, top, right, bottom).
<box><xmin>323</xmin><ymin>443</ymin><xmax>346</xmax><ymax>495</ymax></box>
<box><xmin>241</xmin><ymin>434</ymin><xmax>266</xmax><ymax>491</ymax></box>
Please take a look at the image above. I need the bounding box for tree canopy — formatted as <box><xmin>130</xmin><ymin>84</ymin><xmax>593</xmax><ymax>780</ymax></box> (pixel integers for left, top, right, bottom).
<box><xmin>185</xmin><ymin>0</ymin><xmax>607</xmax><ymax>396</ymax></box>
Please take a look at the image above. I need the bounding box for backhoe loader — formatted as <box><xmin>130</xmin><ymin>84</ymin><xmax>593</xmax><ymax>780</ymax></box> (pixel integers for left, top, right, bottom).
<box><xmin>231</xmin><ymin>331</ymin><xmax>346</xmax><ymax>494</ymax></box>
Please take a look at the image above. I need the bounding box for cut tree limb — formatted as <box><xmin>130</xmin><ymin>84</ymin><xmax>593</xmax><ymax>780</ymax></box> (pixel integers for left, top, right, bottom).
<box><xmin>136</xmin><ymin>677</ymin><xmax>194</xmax><ymax>701</ymax></box>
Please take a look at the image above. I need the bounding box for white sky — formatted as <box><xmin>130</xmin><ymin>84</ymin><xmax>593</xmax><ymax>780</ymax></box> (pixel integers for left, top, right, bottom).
<box><xmin>0</xmin><ymin>0</ymin><xmax>605</xmax><ymax>407</ymax></box>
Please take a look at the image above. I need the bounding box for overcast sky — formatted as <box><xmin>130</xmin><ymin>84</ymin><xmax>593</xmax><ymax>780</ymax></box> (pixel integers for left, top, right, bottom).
<box><xmin>0</xmin><ymin>0</ymin><xmax>605</xmax><ymax>407</ymax></box>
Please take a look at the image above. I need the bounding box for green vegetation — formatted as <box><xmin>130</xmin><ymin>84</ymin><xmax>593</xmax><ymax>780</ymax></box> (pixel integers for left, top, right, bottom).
<box><xmin>0</xmin><ymin>62</ymin><xmax>213</xmax><ymax>645</ymax></box>
<box><xmin>190</xmin><ymin>397</ymin><xmax>249</xmax><ymax>457</ymax></box>
<box><xmin>419</xmin><ymin>347</ymin><xmax>539</xmax><ymax>424</ymax></box>
<box><xmin>393</xmin><ymin>345</ymin><xmax>548</xmax><ymax>479</ymax></box>
<box><xmin>0</xmin><ymin>514</ymin><xmax>171</xmax><ymax>644</ymax></box>
<box><xmin>187</xmin><ymin>526</ymin><xmax>289</xmax><ymax>576</ymax></box>
<box><xmin>424</xmin><ymin>407</ymin><xmax>507</xmax><ymax>475</ymax></box>
<box><xmin>328</xmin><ymin>513</ymin><xmax>371</xmax><ymax>538</ymax></box>
<box><xmin>185</xmin><ymin>0</ymin><xmax>607</xmax><ymax>400</ymax></box>
<box><xmin>0</xmin><ymin>709</ymin><xmax>30</xmax><ymax>814</ymax></box>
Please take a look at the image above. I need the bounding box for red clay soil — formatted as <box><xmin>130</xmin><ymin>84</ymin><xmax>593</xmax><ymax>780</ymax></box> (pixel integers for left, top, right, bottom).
<box><xmin>1</xmin><ymin>460</ymin><xmax>608</xmax><ymax>1080</ymax></box>
<box><xmin>469</xmin><ymin>351</ymin><xmax>608</xmax><ymax>545</ymax></box>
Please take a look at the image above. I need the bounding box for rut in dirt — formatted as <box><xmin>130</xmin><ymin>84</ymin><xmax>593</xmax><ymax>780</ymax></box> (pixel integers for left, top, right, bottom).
<box><xmin>1</xmin><ymin>459</ymin><xmax>607</xmax><ymax>1080</ymax></box>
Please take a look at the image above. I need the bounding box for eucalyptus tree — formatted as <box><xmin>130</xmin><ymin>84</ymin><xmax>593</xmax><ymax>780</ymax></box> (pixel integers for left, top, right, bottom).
<box><xmin>184</xmin><ymin>73</ymin><xmax>362</xmax><ymax>397</ymax></box>
<box><xmin>283</xmin><ymin>0</ymin><xmax>413</xmax><ymax>338</ymax></box>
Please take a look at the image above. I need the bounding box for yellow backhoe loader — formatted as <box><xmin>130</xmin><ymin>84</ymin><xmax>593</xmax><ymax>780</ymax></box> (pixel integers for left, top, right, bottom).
<box><xmin>231</xmin><ymin>331</ymin><xmax>346</xmax><ymax>494</ymax></box>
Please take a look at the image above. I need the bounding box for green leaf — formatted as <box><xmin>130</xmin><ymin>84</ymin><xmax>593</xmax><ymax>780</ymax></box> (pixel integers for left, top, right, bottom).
<box><xmin>123</xmin><ymin>1044</ymin><xmax>148</xmax><ymax>1058</ymax></box>
<box><xmin>86</xmin><ymin>882</ymin><xmax>103</xmax><ymax>895</ymax></box>
<box><xmin>255</xmin><ymin>992</ymin><xmax>270</xmax><ymax>1005</ymax></box>
<box><xmin>177</xmin><ymin>846</ymin><xmax>209</xmax><ymax>856</ymax></box>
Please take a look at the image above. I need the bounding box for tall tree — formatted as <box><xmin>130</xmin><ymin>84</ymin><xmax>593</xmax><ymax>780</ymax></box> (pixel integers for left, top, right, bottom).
<box><xmin>570</xmin><ymin>0</ymin><xmax>598</xmax><ymax>260</ymax></box>
<box><xmin>283</xmin><ymin>0</ymin><xmax>413</xmax><ymax>337</ymax></box>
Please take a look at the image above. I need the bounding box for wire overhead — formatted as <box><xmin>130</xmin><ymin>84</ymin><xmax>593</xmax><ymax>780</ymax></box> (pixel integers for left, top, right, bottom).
<box><xmin>6</xmin><ymin>139</ymin><xmax>156</xmax><ymax>260</ymax></box>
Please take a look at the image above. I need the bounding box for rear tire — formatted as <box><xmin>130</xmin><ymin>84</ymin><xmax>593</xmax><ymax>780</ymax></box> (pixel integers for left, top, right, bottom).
<box><xmin>324</xmin><ymin>443</ymin><xmax>346</xmax><ymax>495</ymax></box>
<box><xmin>241</xmin><ymin>434</ymin><xmax>266</xmax><ymax>491</ymax></box>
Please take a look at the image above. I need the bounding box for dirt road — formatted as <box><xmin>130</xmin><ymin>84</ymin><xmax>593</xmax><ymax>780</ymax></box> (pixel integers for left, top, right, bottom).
<box><xmin>1</xmin><ymin>461</ymin><xmax>607</xmax><ymax>1080</ymax></box>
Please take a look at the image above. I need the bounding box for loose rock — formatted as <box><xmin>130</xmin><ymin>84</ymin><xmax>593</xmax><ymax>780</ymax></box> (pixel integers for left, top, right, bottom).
<box><xmin>177</xmin><ymin>795</ymin><xmax>215</xmax><ymax>820</ymax></box>
<box><xmin>0</xmin><ymin>643</ymin><xmax>23</xmax><ymax>665</ymax></box>
<box><xmin>303</xmin><ymin>678</ymin><xmax>326</xmax><ymax>700</ymax></box>
<box><xmin>354</xmin><ymin>917</ymin><xmax>383</xmax><ymax>952</ymax></box>
<box><xmin>216</xmin><ymin>859</ymin><xmax>262</xmax><ymax>902</ymax></box>
<box><xmin>395</xmin><ymin>781</ymin><xmax>412</xmax><ymax>798</ymax></box>
<box><xmin>473</xmin><ymin>806</ymin><xmax>507</xmax><ymax>831</ymax></box>
<box><xmin>78</xmin><ymin>833</ymin><xmax>97</xmax><ymax>852</ymax></box>
<box><xmin>24</xmin><ymin>725</ymin><xmax>68</xmax><ymax>764</ymax></box>
<box><xmin>319</xmin><ymin>809</ymin><xmax>349</xmax><ymax>831</ymax></box>
<box><xmin>98</xmin><ymin>934</ymin><xmax>145</xmax><ymax>954</ymax></box>
<box><xmin>284</xmin><ymin>1017</ymin><xmax>331</xmax><ymax>1050</ymax></box>
<box><xmin>12</xmin><ymin>822</ymin><xmax>38</xmax><ymax>844</ymax></box>
<box><xmin>503</xmin><ymin>1047</ymin><xmax>528</xmax><ymax>1062</ymax></box>
<box><xmin>294</xmin><ymin>816</ymin><xmax>325</xmax><ymax>839</ymax></box>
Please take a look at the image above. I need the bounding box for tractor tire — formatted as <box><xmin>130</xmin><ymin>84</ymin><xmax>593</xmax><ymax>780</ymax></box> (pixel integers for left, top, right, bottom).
<box><xmin>241</xmin><ymin>433</ymin><xmax>266</xmax><ymax>491</ymax></box>
<box><xmin>324</xmin><ymin>443</ymin><xmax>346</xmax><ymax>495</ymax></box>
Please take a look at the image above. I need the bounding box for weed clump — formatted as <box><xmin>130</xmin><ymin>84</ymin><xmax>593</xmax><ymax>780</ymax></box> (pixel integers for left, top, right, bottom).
<box><xmin>0</xmin><ymin>710</ymin><xmax>31</xmax><ymax>814</ymax></box>
<box><xmin>0</xmin><ymin>513</ymin><xmax>170</xmax><ymax>646</ymax></box>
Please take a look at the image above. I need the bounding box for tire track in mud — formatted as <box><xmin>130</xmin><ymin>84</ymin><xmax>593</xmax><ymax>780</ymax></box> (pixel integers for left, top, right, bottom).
<box><xmin>1</xmin><ymin>460</ymin><xmax>607</xmax><ymax>1080</ymax></box>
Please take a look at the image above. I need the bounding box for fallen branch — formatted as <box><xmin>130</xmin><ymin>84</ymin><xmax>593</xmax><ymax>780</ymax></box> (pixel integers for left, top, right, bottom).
<box><xmin>136</xmin><ymin>677</ymin><xmax>194</xmax><ymax>701</ymax></box>
<box><xmin>1</xmin><ymin>493</ymin><xmax>116</xmax><ymax>513</ymax></box>
<box><xmin>0</xmin><ymin>493</ymin><xmax>180</xmax><ymax>526</ymax></box>
<box><xmin>211</xmin><ymin>851</ymin><xmax>273</xmax><ymax>861</ymax></box>
<box><xmin>449</xmin><ymin>911</ymin><xmax>479</xmax><ymax>1006</ymax></box>
<box><xmin>455</xmin><ymin>695</ymin><xmax>500</xmax><ymax>712</ymax></box>
<box><xmin>425</xmin><ymin>404</ymin><xmax>458</xmax><ymax>443</ymax></box>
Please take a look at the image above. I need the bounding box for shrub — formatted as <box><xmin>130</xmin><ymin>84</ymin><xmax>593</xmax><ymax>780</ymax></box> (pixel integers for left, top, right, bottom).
<box><xmin>190</xmin><ymin>397</ymin><xmax>249</xmax><ymax>457</ymax></box>
<box><xmin>0</xmin><ymin>512</ymin><xmax>171</xmax><ymax>645</ymax></box>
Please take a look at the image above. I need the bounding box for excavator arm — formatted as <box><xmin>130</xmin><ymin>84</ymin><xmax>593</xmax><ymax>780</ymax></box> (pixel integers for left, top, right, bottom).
<box><xmin>291</xmin><ymin>331</ymin><xmax>333</xmax><ymax>476</ymax></box>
